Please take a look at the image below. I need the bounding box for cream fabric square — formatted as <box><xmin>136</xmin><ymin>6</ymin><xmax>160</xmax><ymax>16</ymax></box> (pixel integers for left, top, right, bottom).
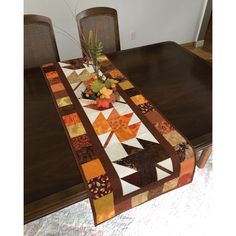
<box><xmin>131</xmin><ymin>191</ymin><xmax>149</xmax><ymax>207</ymax></box>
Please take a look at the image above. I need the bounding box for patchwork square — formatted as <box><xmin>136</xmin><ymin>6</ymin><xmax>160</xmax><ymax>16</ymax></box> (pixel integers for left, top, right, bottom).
<box><xmin>131</xmin><ymin>191</ymin><xmax>149</xmax><ymax>207</ymax></box>
<box><xmin>51</xmin><ymin>83</ymin><xmax>65</xmax><ymax>93</ymax></box>
<box><xmin>115</xmin><ymin>198</ymin><xmax>131</xmax><ymax>215</ymax></box>
<box><xmin>78</xmin><ymin>69</ymin><xmax>94</xmax><ymax>82</ymax></box>
<box><xmin>93</xmin><ymin>113</ymin><xmax>112</xmax><ymax>135</ymax></box>
<box><xmin>107</xmin><ymin>114</ymin><xmax>132</xmax><ymax>131</ymax></box>
<box><xmin>72</xmin><ymin>134</ymin><xmax>92</xmax><ymax>151</ymax></box>
<box><xmin>100</xmin><ymin>59</ymin><xmax>113</xmax><ymax>67</ymax></box>
<box><xmin>130</xmin><ymin>94</ymin><xmax>148</xmax><ymax>106</ymax></box>
<box><xmin>139</xmin><ymin>102</ymin><xmax>155</xmax><ymax>114</ymax></box>
<box><xmin>155</xmin><ymin>120</ymin><xmax>173</xmax><ymax>135</ymax></box>
<box><xmin>88</xmin><ymin>174</ymin><xmax>112</xmax><ymax>199</ymax></box>
<box><xmin>174</xmin><ymin>143</ymin><xmax>192</xmax><ymax>162</ymax></box>
<box><xmin>81</xmin><ymin>159</ymin><xmax>106</xmax><ymax>181</ymax></box>
<box><xmin>100</xmin><ymin>60</ymin><xmax>115</xmax><ymax>71</ymax></box>
<box><xmin>93</xmin><ymin>193</ymin><xmax>115</xmax><ymax>224</ymax></box>
<box><xmin>179</xmin><ymin>158</ymin><xmax>195</xmax><ymax>177</ymax></box>
<box><xmin>45</xmin><ymin>71</ymin><xmax>59</xmax><ymax>80</ymax></box>
<box><xmin>163</xmin><ymin>130</ymin><xmax>186</xmax><ymax>147</ymax></box>
<box><xmin>59</xmin><ymin>104</ymin><xmax>75</xmax><ymax>116</ymax></box>
<box><xmin>109</xmin><ymin>69</ymin><xmax>123</xmax><ymax>78</ymax></box>
<box><xmin>148</xmin><ymin>185</ymin><xmax>164</xmax><ymax>199</ymax></box>
<box><xmin>185</xmin><ymin>144</ymin><xmax>195</xmax><ymax>160</ymax></box>
<box><xmin>177</xmin><ymin>173</ymin><xmax>193</xmax><ymax>187</ymax></box>
<box><xmin>145</xmin><ymin>110</ymin><xmax>164</xmax><ymax>125</ymax></box>
<box><xmin>115</xmin><ymin>126</ymin><xmax>136</xmax><ymax>142</ymax></box>
<box><xmin>56</xmin><ymin>96</ymin><xmax>72</xmax><ymax>108</ymax></box>
<box><xmin>62</xmin><ymin>113</ymin><xmax>80</xmax><ymax>126</ymax></box>
<box><xmin>101</xmin><ymin>64</ymin><xmax>115</xmax><ymax>73</ymax></box>
<box><xmin>76</xmin><ymin>146</ymin><xmax>97</xmax><ymax>164</ymax></box>
<box><xmin>47</xmin><ymin>77</ymin><xmax>61</xmax><ymax>85</ymax></box>
<box><xmin>125</xmin><ymin>87</ymin><xmax>140</xmax><ymax>97</ymax></box>
<box><xmin>119</xmin><ymin>80</ymin><xmax>134</xmax><ymax>90</ymax></box>
<box><xmin>54</xmin><ymin>90</ymin><xmax>68</xmax><ymax>99</ymax></box>
<box><xmin>66</xmin><ymin>122</ymin><xmax>86</xmax><ymax>138</ymax></box>
<box><xmin>67</xmin><ymin>71</ymin><xmax>81</xmax><ymax>84</ymax></box>
<box><xmin>162</xmin><ymin>178</ymin><xmax>179</xmax><ymax>192</ymax></box>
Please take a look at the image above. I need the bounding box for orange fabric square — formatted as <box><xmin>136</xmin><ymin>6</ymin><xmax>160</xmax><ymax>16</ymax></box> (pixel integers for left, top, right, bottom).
<box><xmin>92</xmin><ymin>113</ymin><xmax>112</xmax><ymax>135</ymax></box>
<box><xmin>179</xmin><ymin>158</ymin><xmax>195</xmax><ymax>177</ymax></box>
<box><xmin>51</xmin><ymin>83</ymin><xmax>65</xmax><ymax>93</ymax></box>
<box><xmin>115</xmin><ymin>126</ymin><xmax>135</xmax><ymax>142</ymax></box>
<box><xmin>177</xmin><ymin>173</ymin><xmax>193</xmax><ymax>187</ymax></box>
<box><xmin>46</xmin><ymin>71</ymin><xmax>59</xmax><ymax>80</ymax></box>
<box><xmin>81</xmin><ymin>159</ymin><xmax>106</xmax><ymax>181</ymax></box>
<box><xmin>109</xmin><ymin>69</ymin><xmax>123</xmax><ymax>78</ymax></box>
<box><xmin>107</xmin><ymin>114</ymin><xmax>132</xmax><ymax>131</ymax></box>
<box><xmin>62</xmin><ymin>113</ymin><xmax>80</xmax><ymax>126</ymax></box>
<box><xmin>107</xmin><ymin>109</ymin><xmax>120</xmax><ymax>120</ymax></box>
<box><xmin>129</xmin><ymin>122</ymin><xmax>141</xmax><ymax>137</ymax></box>
<box><xmin>131</xmin><ymin>94</ymin><xmax>148</xmax><ymax>105</ymax></box>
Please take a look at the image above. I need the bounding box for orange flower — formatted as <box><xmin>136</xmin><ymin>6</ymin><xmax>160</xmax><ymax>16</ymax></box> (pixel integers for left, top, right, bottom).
<box><xmin>100</xmin><ymin>87</ymin><xmax>113</xmax><ymax>99</ymax></box>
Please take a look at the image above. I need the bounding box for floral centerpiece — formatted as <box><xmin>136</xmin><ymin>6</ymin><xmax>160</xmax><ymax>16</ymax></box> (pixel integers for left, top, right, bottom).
<box><xmin>81</xmin><ymin>30</ymin><xmax>119</xmax><ymax>108</ymax></box>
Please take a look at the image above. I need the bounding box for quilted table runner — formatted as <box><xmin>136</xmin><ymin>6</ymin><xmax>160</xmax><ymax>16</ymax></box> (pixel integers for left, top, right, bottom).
<box><xmin>41</xmin><ymin>55</ymin><xmax>196</xmax><ymax>225</ymax></box>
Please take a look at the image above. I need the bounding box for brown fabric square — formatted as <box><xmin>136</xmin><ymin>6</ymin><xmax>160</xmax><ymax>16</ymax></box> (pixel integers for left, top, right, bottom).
<box><xmin>100</xmin><ymin>59</ymin><xmax>113</xmax><ymax>67</ymax></box>
<box><xmin>42</xmin><ymin>65</ymin><xmax>56</xmax><ymax>73</ymax></box>
<box><xmin>76</xmin><ymin>146</ymin><xmax>97</xmax><ymax>164</ymax></box>
<box><xmin>47</xmin><ymin>77</ymin><xmax>60</xmax><ymax>85</ymax></box>
<box><xmin>54</xmin><ymin>90</ymin><xmax>68</xmax><ymax>99</ymax></box>
<box><xmin>145</xmin><ymin>110</ymin><xmax>163</xmax><ymax>125</ymax></box>
<box><xmin>100</xmin><ymin>60</ymin><xmax>115</xmax><ymax>72</ymax></box>
<box><xmin>58</xmin><ymin>104</ymin><xmax>75</xmax><ymax>116</ymax></box>
<box><xmin>88</xmin><ymin>174</ymin><xmax>112</xmax><ymax>199</ymax></box>
<box><xmin>115</xmin><ymin>198</ymin><xmax>132</xmax><ymax>215</ymax></box>
<box><xmin>155</xmin><ymin>120</ymin><xmax>173</xmax><ymax>135</ymax></box>
<box><xmin>125</xmin><ymin>87</ymin><xmax>140</xmax><ymax>97</ymax></box>
<box><xmin>148</xmin><ymin>184</ymin><xmax>164</xmax><ymax>199</ymax></box>
<box><xmin>138</xmin><ymin>102</ymin><xmax>155</xmax><ymax>114</ymax></box>
<box><xmin>71</xmin><ymin>134</ymin><xmax>92</xmax><ymax>151</ymax></box>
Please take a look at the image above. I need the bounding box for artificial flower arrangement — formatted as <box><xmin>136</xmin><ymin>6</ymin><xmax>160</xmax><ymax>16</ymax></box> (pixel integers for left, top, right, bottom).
<box><xmin>80</xmin><ymin>30</ymin><xmax>119</xmax><ymax>108</ymax></box>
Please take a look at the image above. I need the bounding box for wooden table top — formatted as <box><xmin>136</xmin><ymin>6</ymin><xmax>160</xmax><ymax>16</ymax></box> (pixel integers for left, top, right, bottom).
<box><xmin>24</xmin><ymin>41</ymin><xmax>212</xmax><ymax>223</ymax></box>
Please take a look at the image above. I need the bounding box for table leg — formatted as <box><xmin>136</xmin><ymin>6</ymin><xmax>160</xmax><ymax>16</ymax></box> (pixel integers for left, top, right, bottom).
<box><xmin>197</xmin><ymin>145</ymin><xmax>212</xmax><ymax>168</ymax></box>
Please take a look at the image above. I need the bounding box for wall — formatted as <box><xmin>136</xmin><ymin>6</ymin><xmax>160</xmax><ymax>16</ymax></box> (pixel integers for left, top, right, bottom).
<box><xmin>197</xmin><ymin>0</ymin><xmax>212</xmax><ymax>41</ymax></box>
<box><xmin>24</xmin><ymin>0</ymin><xmax>208</xmax><ymax>60</ymax></box>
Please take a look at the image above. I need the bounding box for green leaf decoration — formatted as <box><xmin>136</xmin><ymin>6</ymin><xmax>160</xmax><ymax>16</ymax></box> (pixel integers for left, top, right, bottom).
<box><xmin>88</xmin><ymin>30</ymin><xmax>93</xmax><ymax>48</ymax></box>
<box><xmin>91</xmin><ymin>80</ymin><xmax>104</xmax><ymax>93</ymax></box>
<box><xmin>81</xmin><ymin>28</ymin><xmax>104</xmax><ymax>81</ymax></box>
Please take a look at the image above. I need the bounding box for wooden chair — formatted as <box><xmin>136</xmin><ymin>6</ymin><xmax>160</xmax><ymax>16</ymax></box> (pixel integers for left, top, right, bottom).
<box><xmin>24</xmin><ymin>14</ymin><xmax>60</xmax><ymax>69</ymax></box>
<box><xmin>76</xmin><ymin>7</ymin><xmax>121</xmax><ymax>54</ymax></box>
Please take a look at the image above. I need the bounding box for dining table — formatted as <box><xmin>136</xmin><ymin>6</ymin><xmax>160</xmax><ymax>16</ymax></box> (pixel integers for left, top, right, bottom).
<box><xmin>24</xmin><ymin>41</ymin><xmax>212</xmax><ymax>223</ymax></box>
